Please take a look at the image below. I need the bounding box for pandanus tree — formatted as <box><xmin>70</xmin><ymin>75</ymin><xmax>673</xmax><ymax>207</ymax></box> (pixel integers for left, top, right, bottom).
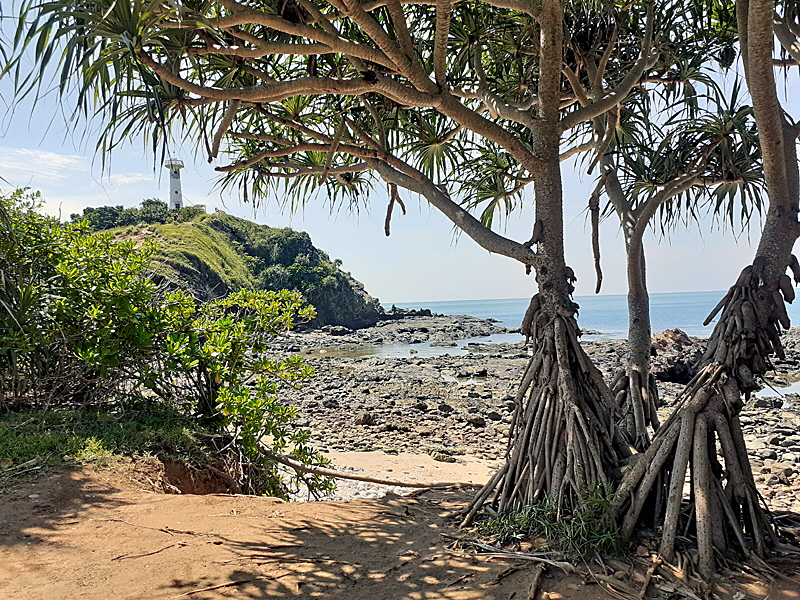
<box><xmin>594</xmin><ymin>84</ymin><xmax>763</xmax><ymax>451</ymax></box>
<box><xmin>613</xmin><ymin>0</ymin><xmax>800</xmax><ymax>577</ymax></box>
<box><xmin>3</xmin><ymin>0</ymin><xmax>749</xmax><ymax>521</ymax></box>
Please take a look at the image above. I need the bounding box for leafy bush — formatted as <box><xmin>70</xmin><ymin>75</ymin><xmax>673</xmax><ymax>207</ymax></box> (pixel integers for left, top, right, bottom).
<box><xmin>71</xmin><ymin>198</ymin><xmax>204</xmax><ymax>231</ymax></box>
<box><xmin>1</xmin><ymin>191</ymin><xmax>332</xmax><ymax>498</ymax></box>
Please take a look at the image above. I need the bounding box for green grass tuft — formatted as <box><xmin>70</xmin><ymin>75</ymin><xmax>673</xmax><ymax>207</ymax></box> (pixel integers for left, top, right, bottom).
<box><xmin>0</xmin><ymin>399</ymin><xmax>212</xmax><ymax>488</ymax></box>
<box><xmin>477</xmin><ymin>488</ymin><xmax>620</xmax><ymax>557</ymax></box>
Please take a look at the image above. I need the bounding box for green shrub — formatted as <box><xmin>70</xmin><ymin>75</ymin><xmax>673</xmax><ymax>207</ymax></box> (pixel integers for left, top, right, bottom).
<box><xmin>1</xmin><ymin>191</ymin><xmax>332</xmax><ymax>498</ymax></box>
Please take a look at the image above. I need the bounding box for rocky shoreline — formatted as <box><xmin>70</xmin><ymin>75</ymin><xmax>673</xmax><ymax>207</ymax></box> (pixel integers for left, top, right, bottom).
<box><xmin>272</xmin><ymin>313</ymin><xmax>800</xmax><ymax>510</ymax></box>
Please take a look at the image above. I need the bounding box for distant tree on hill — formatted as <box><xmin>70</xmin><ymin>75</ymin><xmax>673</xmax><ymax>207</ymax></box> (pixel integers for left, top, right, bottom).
<box><xmin>72</xmin><ymin>199</ymin><xmax>205</xmax><ymax>230</ymax></box>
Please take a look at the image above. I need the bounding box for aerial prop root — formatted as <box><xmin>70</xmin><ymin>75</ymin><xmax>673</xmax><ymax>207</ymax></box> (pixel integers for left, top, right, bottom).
<box><xmin>701</xmin><ymin>264</ymin><xmax>795</xmax><ymax>384</ymax></box>
<box><xmin>613</xmin><ymin>365</ymin><xmax>774</xmax><ymax>577</ymax></box>
<box><xmin>462</xmin><ymin>304</ymin><xmax>624</xmax><ymax>526</ymax></box>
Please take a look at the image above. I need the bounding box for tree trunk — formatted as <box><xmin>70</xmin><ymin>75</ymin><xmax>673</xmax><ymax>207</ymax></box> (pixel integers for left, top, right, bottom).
<box><xmin>462</xmin><ymin>0</ymin><xmax>628</xmax><ymax>524</ymax></box>
<box><xmin>620</xmin><ymin>226</ymin><xmax>660</xmax><ymax>451</ymax></box>
<box><xmin>614</xmin><ymin>1</ymin><xmax>800</xmax><ymax>576</ymax></box>
<box><xmin>603</xmin><ymin>168</ymin><xmax>660</xmax><ymax>451</ymax></box>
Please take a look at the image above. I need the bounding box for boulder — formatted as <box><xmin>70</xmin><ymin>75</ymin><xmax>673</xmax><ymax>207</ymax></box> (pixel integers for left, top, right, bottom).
<box><xmin>650</xmin><ymin>328</ymin><xmax>705</xmax><ymax>384</ymax></box>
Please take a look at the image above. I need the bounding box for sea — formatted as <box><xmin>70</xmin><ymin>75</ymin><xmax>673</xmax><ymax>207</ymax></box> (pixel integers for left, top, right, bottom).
<box><xmin>386</xmin><ymin>290</ymin><xmax>800</xmax><ymax>340</ymax></box>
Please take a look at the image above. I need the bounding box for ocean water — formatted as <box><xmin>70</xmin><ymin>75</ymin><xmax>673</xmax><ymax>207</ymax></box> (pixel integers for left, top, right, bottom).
<box><xmin>387</xmin><ymin>290</ymin><xmax>800</xmax><ymax>339</ymax></box>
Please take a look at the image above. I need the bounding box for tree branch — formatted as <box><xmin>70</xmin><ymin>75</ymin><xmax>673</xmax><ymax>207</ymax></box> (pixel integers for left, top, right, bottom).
<box><xmin>210</xmin><ymin>0</ymin><xmax>396</xmax><ymax>69</ymax></box>
<box><xmin>773</xmin><ymin>12</ymin><xmax>800</xmax><ymax>65</ymax></box>
<box><xmin>137</xmin><ymin>51</ymin><xmax>439</xmax><ymax>107</ymax></box>
<box><xmin>559</xmin><ymin>3</ymin><xmax>656</xmax><ymax>132</ymax></box>
<box><xmin>434</xmin><ymin>0</ymin><xmax>453</xmax><ymax>88</ymax></box>
<box><xmin>369</xmin><ymin>159</ymin><xmax>543</xmax><ymax>266</ymax></box>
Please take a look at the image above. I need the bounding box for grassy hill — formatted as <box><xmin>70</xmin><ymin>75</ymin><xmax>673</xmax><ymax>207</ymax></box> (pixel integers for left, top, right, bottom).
<box><xmin>110</xmin><ymin>211</ymin><xmax>382</xmax><ymax>329</ymax></box>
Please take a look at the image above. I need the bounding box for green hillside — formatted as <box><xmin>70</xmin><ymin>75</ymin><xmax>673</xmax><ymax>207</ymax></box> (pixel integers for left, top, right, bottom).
<box><xmin>102</xmin><ymin>210</ymin><xmax>382</xmax><ymax>329</ymax></box>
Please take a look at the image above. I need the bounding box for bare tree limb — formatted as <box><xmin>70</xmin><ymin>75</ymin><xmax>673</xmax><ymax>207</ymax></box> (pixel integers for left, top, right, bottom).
<box><xmin>434</xmin><ymin>0</ymin><xmax>453</xmax><ymax>88</ymax></box>
<box><xmin>773</xmin><ymin>12</ymin><xmax>800</xmax><ymax>66</ymax></box>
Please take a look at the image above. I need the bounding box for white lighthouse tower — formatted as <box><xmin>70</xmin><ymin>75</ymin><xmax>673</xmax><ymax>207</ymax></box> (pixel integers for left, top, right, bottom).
<box><xmin>164</xmin><ymin>158</ymin><xmax>185</xmax><ymax>210</ymax></box>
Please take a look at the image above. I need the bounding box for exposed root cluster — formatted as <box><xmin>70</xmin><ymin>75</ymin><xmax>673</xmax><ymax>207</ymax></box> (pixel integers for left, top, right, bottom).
<box><xmin>701</xmin><ymin>260</ymin><xmax>798</xmax><ymax>390</ymax></box>
<box><xmin>614</xmin><ymin>263</ymin><xmax>794</xmax><ymax>576</ymax></box>
<box><xmin>462</xmin><ymin>295</ymin><xmax>629</xmax><ymax>526</ymax></box>
<box><xmin>609</xmin><ymin>367</ymin><xmax>662</xmax><ymax>451</ymax></box>
<box><xmin>614</xmin><ymin>364</ymin><xmax>773</xmax><ymax>577</ymax></box>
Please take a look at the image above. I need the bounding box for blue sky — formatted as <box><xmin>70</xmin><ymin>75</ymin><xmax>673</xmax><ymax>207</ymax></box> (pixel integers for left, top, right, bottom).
<box><xmin>0</xmin><ymin>75</ymin><xmax>785</xmax><ymax>304</ymax></box>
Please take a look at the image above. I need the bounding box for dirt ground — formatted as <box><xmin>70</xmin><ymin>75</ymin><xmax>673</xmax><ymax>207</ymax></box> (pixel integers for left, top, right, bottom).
<box><xmin>2</xmin><ymin>463</ymin><xmax>800</xmax><ymax>600</ymax></box>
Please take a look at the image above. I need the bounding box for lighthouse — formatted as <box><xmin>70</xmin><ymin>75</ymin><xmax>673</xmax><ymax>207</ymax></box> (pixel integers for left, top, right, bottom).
<box><xmin>164</xmin><ymin>158</ymin><xmax>185</xmax><ymax>210</ymax></box>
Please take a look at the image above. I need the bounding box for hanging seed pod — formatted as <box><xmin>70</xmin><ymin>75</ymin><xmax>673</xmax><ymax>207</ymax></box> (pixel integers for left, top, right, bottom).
<box><xmin>615</xmin><ymin>389</ymin><xmax>627</xmax><ymax>408</ymax></box>
<box><xmin>779</xmin><ymin>274</ymin><xmax>796</xmax><ymax>303</ymax></box>
<box><xmin>772</xmin><ymin>290</ymin><xmax>791</xmax><ymax>330</ymax></box>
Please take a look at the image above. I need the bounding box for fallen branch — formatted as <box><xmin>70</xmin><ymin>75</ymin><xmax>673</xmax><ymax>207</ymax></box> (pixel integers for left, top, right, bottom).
<box><xmin>448</xmin><ymin>541</ymin><xmax>575</xmax><ymax>573</ymax></box>
<box><xmin>166</xmin><ymin>574</ymin><xmax>291</xmax><ymax>598</ymax></box>
<box><xmin>112</xmin><ymin>543</ymin><xmax>178</xmax><ymax>561</ymax></box>
<box><xmin>260</xmin><ymin>447</ymin><xmax>474</xmax><ymax>489</ymax></box>
<box><xmin>527</xmin><ymin>564</ymin><xmax>544</xmax><ymax>600</ymax></box>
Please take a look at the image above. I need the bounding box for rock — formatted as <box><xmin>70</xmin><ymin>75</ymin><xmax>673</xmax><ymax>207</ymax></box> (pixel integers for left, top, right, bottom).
<box><xmin>413</xmin><ymin>402</ymin><xmax>429</xmax><ymax>411</ymax></box>
<box><xmin>354</xmin><ymin>411</ymin><xmax>374</xmax><ymax>425</ymax></box>
<box><xmin>650</xmin><ymin>329</ymin><xmax>704</xmax><ymax>384</ymax></box>
<box><xmin>781</xmin><ymin>466</ymin><xmax>795</xmax><ymax>477</ymax></box>
<box><xmin>754</xmin><ymin>398</ymin><xmax>774</xmax><ymax>408</ymax></box>
<box><xmin>432</xmin><ymin>452</ymin><xmax>456</xmax><ymax>463</ymax></box>
<box><xmin>486</xmin><ymin>411</ymin><xmax>502</xmax><ymax>421</ymax></box>
<box><xmin>782</xmin><ymin>453</ymin><xmax>798</xmax><ymax>464</ymax></box>
<box><xmin>437</xmin><ymin>403</ymin><xmax>454</xmax><ymax>413</ymax></box>
<box><xmin>322</xmin><ymin>399</ymin><xmax>339</xmax><ymax>409</ymax></box>
<box><xmin>430</xmin><ymin>341</ymin><xmax>457</xmax><ymax>347</ymax></box>
<box><xmin>768</xmin><ymin>434</ymin><xmax>784</xmax><ymax>446</ymax></box>
<box><xmin>758</xmin><ymin>449</ymin><xmax>779</xmax><ymax>460</ymax></box>
<box><xmin>467</xmin><ymin>415</ymin><xmax>486</xmax><ymax>427</ymax></box>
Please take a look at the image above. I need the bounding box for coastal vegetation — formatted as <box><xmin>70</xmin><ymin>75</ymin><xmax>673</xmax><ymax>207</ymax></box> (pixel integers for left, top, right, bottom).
<box><xmin>75</xmin><ymin>198</ymin><xmax>383</xmax><ymax>326</ymax></box>
<box><xmin>3</xmin><ymin>0</ymin><xmax>800</xmax><ymax>583</ymax></box>
<box><xmin>0</xmin><ymin>190</ymin><xmax>333</xmax><ymax>497</ymax></box>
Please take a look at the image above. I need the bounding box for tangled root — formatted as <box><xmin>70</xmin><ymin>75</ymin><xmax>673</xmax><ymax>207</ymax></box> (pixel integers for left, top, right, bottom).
<box><xmin>615</xmin><ymin>262</ymin><xmax>792</xmax><ymax>576</ymax></box>
<box><xmin>609</xmin><ymin>367</ymin><xmax>661</xmax><ymax>451</ymax></box>
<box><xmin>462</xmin><ymin>295</ymin><xmax>629</xmax><ymax>526</ymax></box>
<box><xmin>613</xmin><ymin>365</ymin><xmax>773</xmax><ymax>577</ymax></box>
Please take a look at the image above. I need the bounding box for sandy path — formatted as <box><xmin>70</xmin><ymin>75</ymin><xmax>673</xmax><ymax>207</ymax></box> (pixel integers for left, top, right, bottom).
<box><xmin>319</xmin><ymin>451</ymin><xmax>497</xmax><ymax>500</ymax></box>
<box><xmin>2</xmin><ymin>465</ymin><xmax>798</xmax><ymax>600</ymax></box>
<box><xmin>0</xmin><ymin>466</ymin><xmax>542</xmax><ymax>600</ymax></box>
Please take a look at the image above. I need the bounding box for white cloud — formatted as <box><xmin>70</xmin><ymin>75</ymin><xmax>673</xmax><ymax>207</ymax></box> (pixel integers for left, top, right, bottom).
<box><xmin>0</xmin><ymin>147</ymin><xmax>89</xmax><ymax>183</ymax></box>
<box><xmin>108</xmin><ymin>172</ymin><xmax>154</xmax><ymax>186</ymax></box>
